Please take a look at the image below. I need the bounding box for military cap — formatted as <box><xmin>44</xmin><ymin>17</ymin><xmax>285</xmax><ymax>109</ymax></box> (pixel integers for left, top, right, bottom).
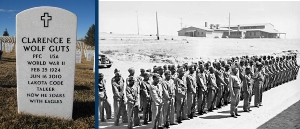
<box><xmin>164</xmin><ymin>70</ymin><xmax>171</xmax><ymax>75</ymax></box>
<box><xmin>99</xmin><ymin>73</ymin><xmax>104</xmax><ymax>77</ymax></box>
<box><xmin>240</xmin><ymin>60</ymin><xmax>245</xmax><ymax>65</ymax></box>
<box><xmin>224</xmin><ymin>64</ymin><xmax>230</xmax><ymax>71</ymax></box>
<box><xmin>249</xmin><ymin>60</ymin><xmax>254</xmax><ymax>65</ymax></box>
<box><xmin>256</xmin><ymin>62</ymin><xmax>263</xmax><ymax>67</ymax></box>
<box><xmin>140</xmin><ymin>68</ymin><xmax>145</xmax><ymax>72</ymax></box>
<box><xmin>177</xmin><ymin>67</ymin><xmax>184</xmax><ymax>73</ymax></box>
<box><xmin>209</xmin><ymin>66</ymin><xmax>214</xmax><ymax>71</ymax></box>
<box><xmin>144</xmin><ymin>72</ymin><xmax>151</xmax><ymax>77</ymax></box>
<box><xmin>152</xmin><ymin>73</ymin><xmax>160</xmax><ymax>79</ymax></box>
<box><xmin>245</xmin><ymin>65</ymin><xmax>251</xmax><ymax>70</ymax></box>
<box><xmin>146</xmin><ymin>69</ymin><xmax>152</xmax><ymax>72</ymax></box>
<box><xmin>114</xmin><ymin>68</ymin><xmax>120</xmax><ymax>73</ymax></box>
<box><xmin>128</xmin><ymin>67</ymin><xmax>135</xmax><ymax>72</ymax></box>
<box><xmin>221</xmin><ymin>60</ymin><xmax>226</xmax><ymax>67</ymax></box>
<box><xmin>188</xmin><ymin>64</ymin><xmax>195</xmax><ymax>70</ymax></box>
<box><xmin>263</xmin><ymin>55</ymin><xmax>266</xmax><ymax>60</ymax></box>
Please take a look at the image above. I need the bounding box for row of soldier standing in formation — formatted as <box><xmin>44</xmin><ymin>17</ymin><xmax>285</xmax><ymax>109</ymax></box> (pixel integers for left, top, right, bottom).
<box><xmin>99</xmin><ymin>53</ymin><xmax>299</xmax><ymax>129</ymax></box>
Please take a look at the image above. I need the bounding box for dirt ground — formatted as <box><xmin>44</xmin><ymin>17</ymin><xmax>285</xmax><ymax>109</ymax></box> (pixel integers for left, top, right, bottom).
<box><xmin>99</xmin><ymin>33</ymin><xmax>300</xmax><ymax>129</ymax></box>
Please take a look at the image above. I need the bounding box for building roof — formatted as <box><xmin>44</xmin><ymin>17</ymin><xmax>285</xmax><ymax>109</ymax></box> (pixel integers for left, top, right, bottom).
<box><xmin>178</xmin><ymin>26</ymin><xmax>213</xmax><ymax>32</ymax></box>
<box><xmin>220</xmin><ymin>23</ymin><xmax>274</xmax><ymax>28</ymax></box>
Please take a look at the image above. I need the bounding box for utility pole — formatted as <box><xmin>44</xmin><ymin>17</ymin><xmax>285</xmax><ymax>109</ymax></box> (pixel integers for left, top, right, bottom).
<box><xmin>156</xmin><ymin>11</ymin><xmax>159</xmax><ymax>40</ymax></box>
<box><xmin>180</xmin><ymin>18</ymin><xmax>183</xmax><ymax>29</ymax></box>
<box><xmin>228</xmin><ymin>13</ymin><xmax>231</xmax><ymax>37</ymax></box>
<box><xmin>136</xmin><ymin>11</ymin><xmax>139</xmax><ymax>35</ymax></box>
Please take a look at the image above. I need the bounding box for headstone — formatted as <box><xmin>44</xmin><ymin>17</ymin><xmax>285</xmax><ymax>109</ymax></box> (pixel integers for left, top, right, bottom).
<box><xmin>16</xmin><ymin>6</ymin><xmax>77</xmax><ymax>120</ymax></box>
<box><xmin>0</xmin><ymin>40</ymin><xmax>2</xmax><ymax>51</ymax></box>
<box><xmin>75</xmin><ymin>50</ymin><xmax>82</xmax><ymax>63</ymax></box>
<box><xmin>5</xmin><ymin>43</ymin><xmax>10</xmax><ymax>53</ymax></box>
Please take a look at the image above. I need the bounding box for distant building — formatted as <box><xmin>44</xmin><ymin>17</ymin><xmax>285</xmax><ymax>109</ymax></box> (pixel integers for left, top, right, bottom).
<box><xmin>178</xmin><ymin>22</ymin><xmax>286</xmax><ymax>39</ymax></box>
<box><xmin>221</xmin><ymin>23</ymin><xmax>286</xmax><ymax>38</ymax></box>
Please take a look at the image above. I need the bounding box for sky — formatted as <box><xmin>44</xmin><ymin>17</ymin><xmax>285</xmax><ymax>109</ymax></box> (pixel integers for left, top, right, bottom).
<box><xmin>99</xmin><ymin>1</ymin><xmax>300</xmax><ymax>39</ymax></box>
<box><xmin>0</xmin><ymin>0</ymin><xmax>95</xmax><ymax>40</ymax></box>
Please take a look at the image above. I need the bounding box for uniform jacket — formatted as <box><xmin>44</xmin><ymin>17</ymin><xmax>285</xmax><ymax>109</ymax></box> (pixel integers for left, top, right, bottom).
<box><xmin>186</xmin><ymin>73</ymin><xmax>197</xmax><ymax>94</ymax></box>
<box><xmin>126</xmin><ymin>84</ymin><xmax>139</xmax><ymax>105</ymax></box>
<box><xmin>196</xmin><ymin>71</ymin><xmax>207</xmax><ymax>91</ymax></box>
<box><xmin>111</xmin><ymin>76</ymin><xmax>125</xmax><ymax>100</ymax></box>
<box><xmin>150</xmin><ymin>82</ymin><xmax>163</xmax><ymax>106</ymax></box>
<box><xmin>174</xmin><ymin>76</ymin><xmax>187</xmax><ymax>98</ymax></box>
<box><xmin>162</xmin><ymin>79</ymin><xmax>176</xmax><ymax>101</ymax></box>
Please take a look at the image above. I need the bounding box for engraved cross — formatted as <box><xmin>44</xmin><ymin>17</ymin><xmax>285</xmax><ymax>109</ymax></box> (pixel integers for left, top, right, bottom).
<box><xmin>41</xmin><ymin>13</ymin><xmax>52</xmax><ymax>27</ymax></box>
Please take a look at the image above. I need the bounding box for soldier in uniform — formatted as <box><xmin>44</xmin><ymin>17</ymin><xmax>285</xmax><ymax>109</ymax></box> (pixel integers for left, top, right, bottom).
<box><xmin>99</xmin><ymin>73</ymin><xmax>112</xmax><ymax>122</ymax></box>
<box><xmin>207</xmin><ymin>66</ymin><xmax>219</xmax><ymax>112</ymax></box>
<box><xmin>162</xmin><ymin>70</ymin><xmax>178</xmax><ymax>128</ymax></box>
<box><xmin>140</xmin><ymin>72</ymin><xmax>152</xmax><ymax>125</ymax></box>
<box><xmin>196</xmin><ymin>64</ymin><xmax>208</xmax><ymax>115</ymax></box>
<box><xmin>229</xmin><ymin>66</ymin><xmax>242</xmax><ymax>118</ymax></box>
<box><xmin>174</xmin><ymin>67</ymin><xmax>188</xmax><ymax>123</ymax></box>
<box><xmin>243</xmin><ymin>66</ymin><xmax>253</xmax><ymax>112</ymax></box>
<box><xmin>150</xmin><ymin>73</ymin><xmax>164</xmax><ymax>129</ymax></box>
<box><xmin>253</xmin><ymin>62</ymin><xmax>264</xmax><ymax>107</ymax></box>
<box><xmin>138</xmin><ymin>68</ymin><xmax>145</xmax><ymax>112</ymax></box>
<box><xmin>112</xmin><ymin>69</ymin><xmax>128</xmax><ymax>125</ymax></box>
<box><xmin>186</xmin><ymin>65</ymin><xmax>197</xmax><ymax>118</ymax></box>
<box><xmin>215</xmin><ymin>62</ymin><xmax>226</xmax><ymax>108</ymax></box>
<box><xmin>126</xmin><ymin>76</ymin><xmax>141</xmax><ymax>128</ymax></box>
<box><xmin>223</xmin><ymin>64</ymin><xmax>231</xmax><ymax>105</ymax></box>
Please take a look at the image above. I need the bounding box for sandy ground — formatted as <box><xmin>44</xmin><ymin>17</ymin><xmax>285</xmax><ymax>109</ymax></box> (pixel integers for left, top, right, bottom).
<box><xmin>99</xmin><ymin>59</ymin><xmax>300</xmax><ymax>129</ymax></box>
<box><xmin>99</xmin><ymin>34</ymin><xmax>300</xmax><ymax>129</ymax></box>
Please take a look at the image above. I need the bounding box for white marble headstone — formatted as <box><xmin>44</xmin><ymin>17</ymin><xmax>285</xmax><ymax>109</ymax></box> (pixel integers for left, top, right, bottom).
<box><xmin>16</xmin><ymin>6</ymin><xmax>77</xmax><ymax>120</ymax></box>
<box><xmin>75</xmin><ymin>50</ymin><xmax>82</xmax><ymax>63</ymax></box>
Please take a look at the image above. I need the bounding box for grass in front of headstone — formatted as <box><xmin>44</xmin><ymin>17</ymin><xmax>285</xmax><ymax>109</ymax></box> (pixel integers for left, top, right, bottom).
<box><xmin>0</xmin><ymin>49</ymin><xmax>95</xmax><ymax>128</ymax></box>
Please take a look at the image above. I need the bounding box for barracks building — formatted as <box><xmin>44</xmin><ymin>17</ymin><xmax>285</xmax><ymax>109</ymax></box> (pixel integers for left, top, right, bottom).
<box><xmin>178</xmin><ymin>22</ymin><xmax>286</xmax><ymax>39</ymax></box>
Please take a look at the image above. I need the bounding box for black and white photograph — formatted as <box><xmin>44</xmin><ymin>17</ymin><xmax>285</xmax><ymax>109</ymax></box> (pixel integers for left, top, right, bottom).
<box><xmin>99</xmin><ymin>1</ymin><xmax>300</xmax><ymax>129</ymax></box>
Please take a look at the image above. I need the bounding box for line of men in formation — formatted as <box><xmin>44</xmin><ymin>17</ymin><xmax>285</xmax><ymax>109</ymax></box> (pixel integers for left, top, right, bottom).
<box><xmin>99</xmin><ymin>53</ymin><xmax>299</xmax><ymax>129</ymax></box>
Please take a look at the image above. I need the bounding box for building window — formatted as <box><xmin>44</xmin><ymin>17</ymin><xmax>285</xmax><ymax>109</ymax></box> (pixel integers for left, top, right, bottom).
<box><xmin>250</xmin><ymin>32</ymin><xmax>251</xmax><ymax>36</ymax></box>
<box><xmin>202</xmin><ymin>32</ymin><xmax>204</xmax><ymax>35</ymax></box>
<box><xmin>254</xmin><ymin>32</ymin><xmax>256</xmax><ymax>36</ymax></box>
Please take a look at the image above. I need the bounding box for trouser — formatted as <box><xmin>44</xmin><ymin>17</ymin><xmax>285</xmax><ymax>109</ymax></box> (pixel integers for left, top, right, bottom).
<box><xmin>230</xmin><ymin>88</ymin><xmax>241</xmax><ymax>116</ymax></box>
<box><xmin>186</xmin><ymin>92</ymin><xmax>194</xmax><ymax>117</ymax></box>
<box><xmin>100</xmin><ymin>97</ymin><xmax>112</xmax><ymax>121</ymax></box>
<box><xmin>207</xmin><ymin>88</ymin><xmax>216</xmax><ymax>111</ymax></box>
<box><xmin>216</xmin><ymin>84</ymin><xmax>224</xmax><ymax>107</ymax></box>
<box><xmin>224</xmin><ymin>84</ymin><xmax>230</xmax><ymax>104</ymax></box>
<box><xmin>254</xmin><ymin>82</ymin><xmax>262</xmax><ymax>107</ymax></box>
<box><xmin>127</xmin><ymin>103</ymin><xmax>140</xmax><ymax>128</ymax></box>
<box><xmin>197</xmin><ymin>89</ymin><xmax>207</xmax><ymax>113</ymax></box>
<box><xmin>114</xmin><ymin>98</ymin><xmax>128</xmax><ymax>124</ymax></box>
<box><xmin>176</xmin><ymin>95</ymin><xmax>186</xmax><ymax>122</ymax></box>
<box><xmin>152</xmin><ymin>103</ymin><xmax>163</xmax><ymax>128</ymax></box>
<box><xmin>142</xmin><ymin>99</ymin><xmax>152</xmax><ymax>123</ymax></box>
<box><xmin>163</xmin><ymin>97</ymin><xmax>175</xmax><ymax>125</ymax></box>
<box><xmin>243</xmin><ymin>87</ymin><xmax>252</xmax><ymax>111</ymax></box>
<box><xmin>264</xmin><ymin>75</ymin><xmax>269</xmax><ymax>91</ymax></box>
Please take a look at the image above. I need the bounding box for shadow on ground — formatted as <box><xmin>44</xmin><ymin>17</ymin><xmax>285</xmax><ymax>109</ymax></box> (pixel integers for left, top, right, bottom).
<box><xmin>257</xmin><ymin>100</ymin><xmax>300</xmax><ymax>129</ymax></box>
<box><xmin>73</xmin><ymin>101</ymin><xmax>94</xmax><ymax>120</ymax></box>
<box><xmin>0</xmin><ymin>57</ymin><xmax>16</xmax><ymax>63</ymax></box>
<box><xmin>199</xmin><ymin>115</ymin><xmax>231</xmax><ymax>119</ymax></box>
<box><xmin>74</xmin><ymin>85</ymin><xmax>91</xmax><ymax>90</ymax></box>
